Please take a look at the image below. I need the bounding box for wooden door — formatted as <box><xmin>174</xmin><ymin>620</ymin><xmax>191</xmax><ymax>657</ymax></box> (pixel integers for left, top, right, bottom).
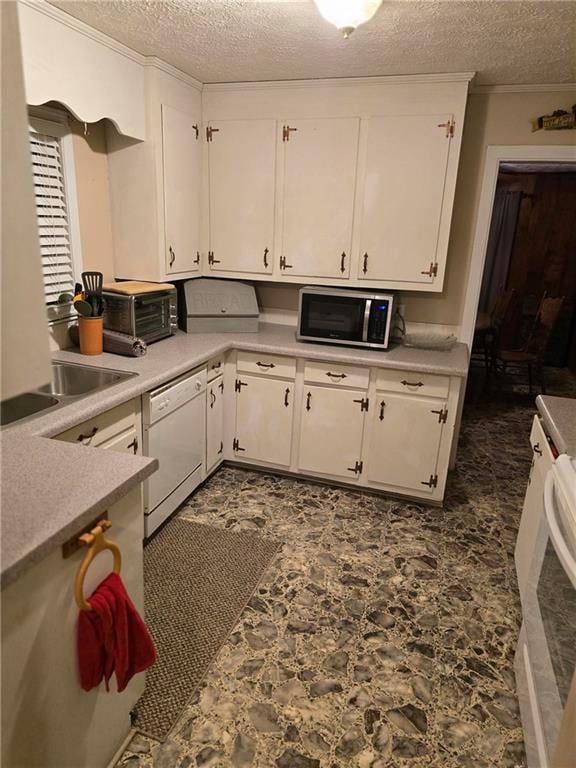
<box><xmin>357</xmin><ymin>114</ymin><xmax>452</xmax><ymax>286</ymax></box>
<box><xmin>162</xmin><ymin>104</ymin><xmax>202</xmax><ymax>274</ymax></box>
<box><xmin>208</xmin><ymin>119</ymin><xmax>276</xmax><ymax>275</ymax></box>
<box><xmin>367</xmin><ymin>393</ymin><xmax>445</xmax><ymax>491</ymax></box>
<box><xmin>298</xmin><ymin>385</ymin><xmax>366</xmax><ymax>479</ymax></box>
<box><xmin>234</xmin><ymin>374</ymin><xmax>294</xmax><ymax>466</ymax></box>
<box><xmin>206</xmin><ymin>375</ymin><xmax>224</xmax><ymax>472</ymax></box>
<box><xmin>280</xmin><ymin>118</ymin><xmax>359</xmax><ymax>279</ymax></box>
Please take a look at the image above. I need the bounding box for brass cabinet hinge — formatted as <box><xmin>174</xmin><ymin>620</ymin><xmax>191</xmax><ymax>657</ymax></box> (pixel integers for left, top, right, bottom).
<box><xmin>347</xmin><ymin>460</ymin><xmax>363</xmax><ymax>475</ymax></box>
<box><xmin>421</xmin><ymin>474</ymin><xmax>438</xmax><ymax>488</ymax></box>
<box><xmin>206</xmin><ymin>125</ymin><xmax>219</xmax><ymax>142</ymax></box>
<box><xmin>235</xmin><ymin>378</ymin><xmax>247</xmax><ymax>393</ymax></box>
<box><xmin>437</xmin><ymin>118</ymin><xmax>455</xmax><ymax>138</ymax></box>
<box><xmin>279</xmin><ymin>256</ymin><xmax>293</xmax><ymax>270</ymax></box>
<box><xmin>421</xmin><ymin>262</ymin><xmax>438</xmax><ymax>278</ymax></box>
<box><xmin>431</xmin><ymin>407</ymin><xmax>448</xmax><ymax>424</ymax></box>
<box><xmin>233</xmin><ymin>438</ymin><xmax>245</xmax><ymax>452</ymax></box>
<box><xmin>353</xmin><ymin>397</ymin><xmax>369</xmax><ymax>412</ymax></box>
<box><xmin>282</xmin><ymin>125</ymin><xmax>298</xmax><ymax>142</ymax></box>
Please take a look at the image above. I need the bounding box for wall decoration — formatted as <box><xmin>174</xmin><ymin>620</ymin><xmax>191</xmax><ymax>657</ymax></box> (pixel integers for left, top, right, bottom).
<box><xmin>532</xmin><ymin>104</ymin><xmax>576</xmax><ymax>132</ymax></box>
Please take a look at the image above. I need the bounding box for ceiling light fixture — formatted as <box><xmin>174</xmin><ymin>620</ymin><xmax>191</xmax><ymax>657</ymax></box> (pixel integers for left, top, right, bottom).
<box><xmin>313</xmin><ymin>0</ymin><xmax>383</xmax><ymax>38</ymax></box>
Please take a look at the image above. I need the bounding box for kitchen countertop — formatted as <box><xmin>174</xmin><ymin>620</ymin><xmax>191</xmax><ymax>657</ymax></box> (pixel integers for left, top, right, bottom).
<box><xmin>9</xmin><ymin>323</ymin><xmax>469</xmax><ymax>439</ymax></box>
<box><xmin>536</xmin><ymin>395</ymin><xmax>576</xmax><ymax>457</ymax></box>
<box><xmin>1</xmin><ymin>323</ymin><xmax>468</xmax><ymax>587</ymax></box>
<box><xmin>0</xmin><ymin>433</ymin><xmax>157</xmax><ymax>588</ymax></box>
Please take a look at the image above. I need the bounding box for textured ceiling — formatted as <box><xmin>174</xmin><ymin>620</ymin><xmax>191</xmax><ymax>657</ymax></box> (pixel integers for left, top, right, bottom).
<box><xmin>48</xmin><ymin>0</ymin><xmax>576</xmax><ymax>85</ymax></box>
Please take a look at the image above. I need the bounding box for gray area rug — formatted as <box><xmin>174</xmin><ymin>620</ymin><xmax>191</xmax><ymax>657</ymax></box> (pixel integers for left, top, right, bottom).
<box><xmin>133</xmin><ymin>518</ymin><xmax>279</xmax><ymax>740</ymax></box>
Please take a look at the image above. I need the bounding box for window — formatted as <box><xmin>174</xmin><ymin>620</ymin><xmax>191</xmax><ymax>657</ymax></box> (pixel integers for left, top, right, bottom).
<box><xmin>28</xmin><ymin>110</ymin><xmax>82</xmax><ymax>320</ymax></box>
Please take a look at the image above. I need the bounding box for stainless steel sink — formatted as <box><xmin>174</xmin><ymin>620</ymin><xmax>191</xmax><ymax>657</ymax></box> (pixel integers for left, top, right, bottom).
<box><xmin>1</xmin><ymin>362</ymin><xmax>137</xmax><ymax>428</ymax></box>
<box><xmin>39</xmin><ymin>362</ymin><xmax>136</xmax><ymax>398</ymax></box>
<box><xmin>0</xmin><ymin>392</ymin><xmax>59</xmax><ymax>427</ymax></box>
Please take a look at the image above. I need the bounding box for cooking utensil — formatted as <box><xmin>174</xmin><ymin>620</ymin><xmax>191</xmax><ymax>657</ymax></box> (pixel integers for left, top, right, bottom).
<box><xmin>82</xmin><ymin>272</ymin><xmax>104</xmax><ymax>316</ymax></box>
<box><xmin>74</xmin><ymin>299</ymin><xmax>93</xmax><ymax>317</ymax></box>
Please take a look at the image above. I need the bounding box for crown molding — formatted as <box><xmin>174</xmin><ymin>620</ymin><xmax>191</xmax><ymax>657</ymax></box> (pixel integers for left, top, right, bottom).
<box><xmin>143</xmin><ymin>57</ymin><xmax>203</xmax><ymax>91</ymax></box>
<box><xmin>204</xmin><ymin>72</ymin><xmax>477</xmax><ymax>93</ymax></box>
<box><xmin>471</xmin><ymin>83</ymin><xmax>576</xmax><ymax>94</ymax></box>
<box><xmin>19</xmin><ymin>0</ymin><xmax>202</xmax><ymax>91</ymax></box>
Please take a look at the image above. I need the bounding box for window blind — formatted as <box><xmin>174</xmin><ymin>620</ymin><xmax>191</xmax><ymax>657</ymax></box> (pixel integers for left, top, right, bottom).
<box><xmin>29</xmin><ymin>129</ymin><xmax>75</xmax><ymax>305</ymax></box>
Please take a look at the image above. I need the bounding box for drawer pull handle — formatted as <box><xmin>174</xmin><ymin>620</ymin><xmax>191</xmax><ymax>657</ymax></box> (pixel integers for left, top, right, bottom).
<box><xmin>401</xmin><ymin>380</ymin><xmax>423</xmax><ymax>388</ymax></box>
<box><xmin>218</xmin><ymin>441</ymin><xmax>223</xmax><ymax>455</ymax></box>
<box><xmin>326</xmin><ymin>372</ymin><xmax>347</xmax><ymax>379</ymax></box>
<box><xmin>379</xmin><ymin>401</ymin><xmax>385</xmax><ymax>421</ymax></box>
<box><xmin>257</xmin><ymin>361</ymin><xmax>275</xmax><ymax>369</ymax></box>
<box><xmin>169</xmin><ymin>246</ymin><xmax>176</xmax><ymax>267</ymax></box>
<box><xmin>533</xmin><ymin>442</ymin><xmax>543</xmax><ymax>456</ymax></box>
<box><xmin>127</xmin><ymin>437</ymin><xmax>138</xmax><ymax>454</ymax></box>
<box><xmin>211</xmin><ymin>361</ymin><xmax>222</xmax><ymax>370</ymax></box>
<box><xmin>77</xmin><ymin>426</ymin><xmax>98</xmax><ymax>442</ymax></box>
<box><xmin>306</xmin><ymin>392</ymin><xmax>312</xmax><ymax>411</ymax></box>
<box><xmin>210</xmin><ymin>390</ymin><xmax>216</xmax><ymax>409</ymax></box>
<box><xmin>362</xmin><ymin>253</ymin><xmax>368</xmax><ymax>274</ymax></box>
<box><xmin>284</xmin><ymin>388</ymin><xmax>290</xmax><ymax>407</ymax></box>
<box><xmin>340</xmin><ymin>252</ymin><xmax>346</xmax><ymax>273</ymax></box>
<box><xmin>264</xmin><ymin>247</ymin><xmax>269</xmax><ymax>269</ymax></box>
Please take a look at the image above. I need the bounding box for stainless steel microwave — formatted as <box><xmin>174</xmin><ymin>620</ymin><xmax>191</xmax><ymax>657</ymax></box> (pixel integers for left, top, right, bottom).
<box><xmin>297</xmin><ymin>287</ymin><xmax>395</xmax><ymax>349</ymax></box>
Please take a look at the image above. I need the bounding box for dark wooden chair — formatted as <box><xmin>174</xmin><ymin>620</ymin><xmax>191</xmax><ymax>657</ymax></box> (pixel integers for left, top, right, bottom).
<box><xmin>495</xmin><ymin>295</ymin><xmax>565</xmax><ymax>394</ymax></box>
<box><xmin>472</xmin><ymin>288</ymin><xmax>516</xmax><ymax>372</ymax></box>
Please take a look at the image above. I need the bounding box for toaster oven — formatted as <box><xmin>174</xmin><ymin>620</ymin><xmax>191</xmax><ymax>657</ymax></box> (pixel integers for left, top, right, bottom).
<box><xmin>103</xmin><ymin>287</ymin><xmax>177</xmax><ymax>343</ymax></box>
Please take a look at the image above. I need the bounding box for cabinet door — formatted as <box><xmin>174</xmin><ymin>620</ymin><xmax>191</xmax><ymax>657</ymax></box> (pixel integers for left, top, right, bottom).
<box><xmin>208</xmin><ymin>119</ymin><xmax>276</xmax><ymax>275</ymax></box>
<box><xmin>280</xmin><ymin>118</ymin><xmax>359</xmax><ymax>279</ymax></box>
<box><xmin>99</xmin><ymin>428</ymin><xmax>140</xmax><ymax>455</ymax></box>
<box><xmin>162</xmin><ymin>104</ymin><xmax>202</xmax><ymax>274</ymax></box>
<box><xmin>357</xmin><ymin>115</ymin><xmax>452</xmax><ymax>286</ymax></box>
<box><xmin>235</xmin><ymin>374</ymin><xmax>294</xmax><ymax>466</ymax></box>
<box><xmin>367</xmin><ymin>393</ymin><xmax>445</xmax><ymax>491</ymax></box>
<box><xmin>207</xmin><ymin>375</ymin><xmax>224</xmax><ymax>472</ymax></box>
<box><xmin>298</xmin><ymin>385</ymin><xmax>366</xmax><ymax>479</ymax></box>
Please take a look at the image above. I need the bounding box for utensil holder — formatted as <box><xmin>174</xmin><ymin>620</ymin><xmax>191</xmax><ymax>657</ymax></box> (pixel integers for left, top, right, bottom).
<box><xmin>78</xmin><ymin>316</ymin><xmax>103</xmax><ymax>356</ymax></box>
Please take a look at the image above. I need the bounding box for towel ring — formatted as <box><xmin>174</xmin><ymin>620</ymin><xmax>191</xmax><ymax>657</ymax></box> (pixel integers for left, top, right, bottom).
<box><xmin>74</xmin><ymin>520</ymin><xmax>122</xmax><ymax>611</ymax></box>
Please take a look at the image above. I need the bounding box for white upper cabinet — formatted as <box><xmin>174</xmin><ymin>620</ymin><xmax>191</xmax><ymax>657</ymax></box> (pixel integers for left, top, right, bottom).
<box><xmin>279</xmin><ymin>118</ymin><xmax>359</xmax><ymax>279</ymax></box>
<box><xmin>207</xmin><ymin>119</ymin><xmax>276</xmax><ymax>275</ymax></box>
<box><xmin>357</xmin><ymin>114</ymin><xmax>454</xmax><ymax>287</ymax></box>
<box><xmin>162</xmin><ymin>104</ymin><xmax>202</xmax><ymax>274</ymax></box>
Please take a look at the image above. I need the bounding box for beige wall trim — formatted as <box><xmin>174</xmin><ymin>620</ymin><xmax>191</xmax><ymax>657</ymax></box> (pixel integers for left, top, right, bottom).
<box><xmin>460</xmin><ymin>144</ymin><xmax>576</xmax><ymax>351</ymax></box>
<box><xmin>143</xmin><ymin>57</ymin><xmax>203</xmax><ymax>91</ymax></box>
<box><xmin>204</xmin><ymin>72</ymin><xmax>477</xmax><ymax>92</ymax></box>
<box><xmin>19</xmin><ymin>0</ymin><xmax>202</xmax><ymax>90</ymax></box>
<box><xmin>471</xmin><ymin>83</ymin><xmax>576</xmax><ymax>94</ymax></box>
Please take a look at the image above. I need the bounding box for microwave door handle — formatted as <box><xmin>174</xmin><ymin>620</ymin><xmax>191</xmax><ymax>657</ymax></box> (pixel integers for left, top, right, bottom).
<box><xmin>544</xmin><ymin>471</ymin><xmax>576</xmax><ymax>589</ymax></box>
<box><xmin>362</xmin><ymin>300</ymin><xmax>372</xmax><ymax>343</ymax></box>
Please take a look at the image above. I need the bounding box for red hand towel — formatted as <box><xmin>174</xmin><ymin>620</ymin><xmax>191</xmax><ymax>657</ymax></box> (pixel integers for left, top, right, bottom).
<box><xmin>78</xmin><ymin>572</ymin><xmax>156</xmax><ymax>692</ymax></box>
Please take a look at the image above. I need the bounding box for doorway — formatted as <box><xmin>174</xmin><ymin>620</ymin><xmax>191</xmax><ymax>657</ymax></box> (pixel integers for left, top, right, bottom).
<box><xmin>464</xmin><ymin>150</ymin><xmax>576</xmax><ymax>403</ymax></box>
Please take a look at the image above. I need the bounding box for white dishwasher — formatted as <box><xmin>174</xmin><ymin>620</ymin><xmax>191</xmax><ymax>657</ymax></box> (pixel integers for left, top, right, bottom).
<box><xmin>143</xmin><ymin>367</ymin><xmax>206</xmax><ymax>536</ymax></box>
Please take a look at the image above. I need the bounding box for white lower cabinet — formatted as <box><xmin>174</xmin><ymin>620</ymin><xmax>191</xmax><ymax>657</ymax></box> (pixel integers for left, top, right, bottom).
<box><xmin>206</xmin><ymin>375</ymin><xmax>224</xmax><ymax>471</ymax></box>
<box><xmin>366</xmin><ymin>393</ymin><xmax>447</xmax><ymax>492</ymax></box>
<box><xmin>234</xmin><ymin>373</ymin><xmax>295</xmax><ymax>467</ymax></box>
<box><xmin>298</xmin><ymin>385</ymin><xmax>367</xmax><ymax>480</ymax></box>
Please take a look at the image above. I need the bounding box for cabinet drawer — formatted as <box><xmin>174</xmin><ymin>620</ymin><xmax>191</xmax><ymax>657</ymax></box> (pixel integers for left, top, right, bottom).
<box><xmin>530</xmin><ymin>415</ymin><xmax>555</xmax><ymax>479</ymax></box>
<box><xmin>237</xmin><ymin>351</ymin><xmax>296</xmax><ymax>379</ymax></box>
<box><xmin>376</xmin><ymin>369</ymin><xmax>449</xmax><ymax>399</ymax></box>
<box><xmin>54</xmin><ymin>399</ymin><xmax>138</xmax><ymax>447</ymax></box>
<box><xmin>207</xmin><ymin>355</ymin><xmax>224</xmax><ymax>382</ymax></box>
<box><xmin>304</xmin><ymin>361</ymin><xmax>369</xmax><ymax>389</ymax></box>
